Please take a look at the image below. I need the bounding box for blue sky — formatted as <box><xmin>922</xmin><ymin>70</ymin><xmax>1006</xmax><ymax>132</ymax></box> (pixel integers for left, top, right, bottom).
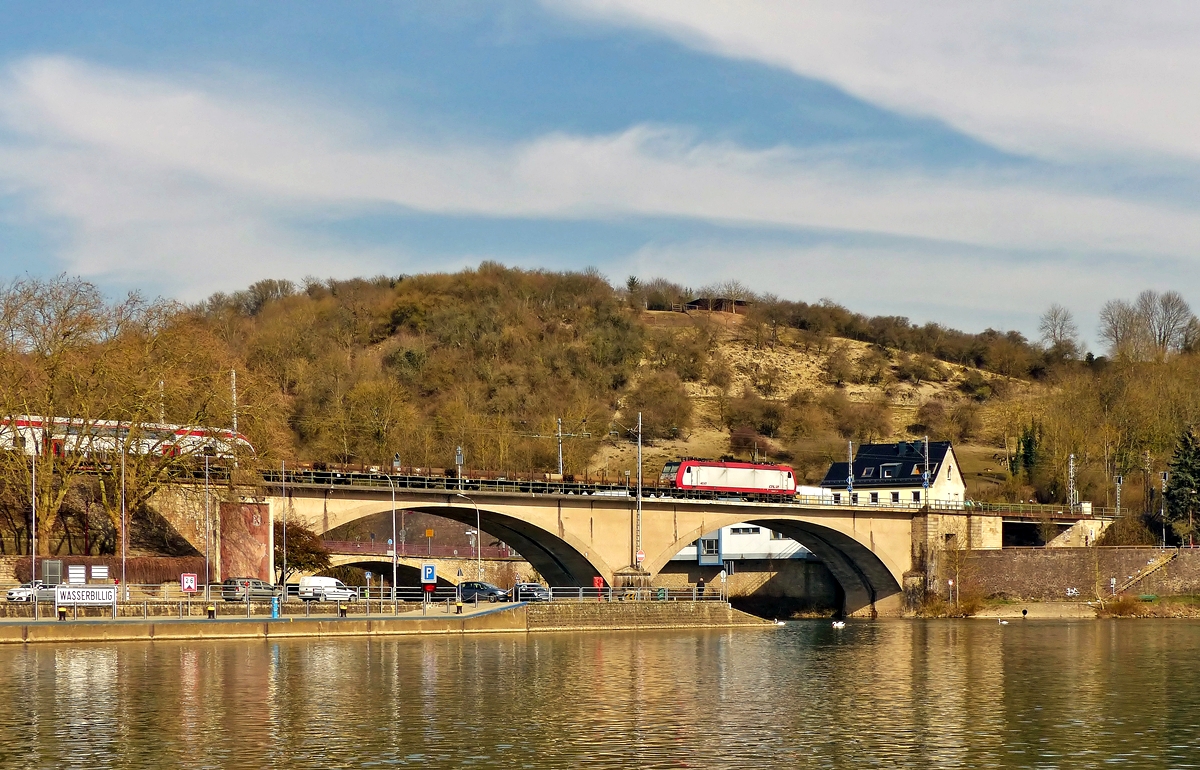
<box><xmin>2</xmin><ymin>1</ymin><xmax>1200</xmax><ymax>344</ymax></box>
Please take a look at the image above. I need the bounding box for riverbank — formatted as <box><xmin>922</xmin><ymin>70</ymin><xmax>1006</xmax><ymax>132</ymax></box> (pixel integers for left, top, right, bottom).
<box><xmin>0</xmin><ymin>601</ymin><xmax>773</xmax><ymax>644</ymax></box>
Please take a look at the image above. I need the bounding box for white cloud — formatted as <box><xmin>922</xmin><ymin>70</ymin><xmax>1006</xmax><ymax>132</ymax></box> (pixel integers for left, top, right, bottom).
<box><xmin>548</xmin><ymin>1</ymin><xmax>1200</xmax><ymax>163</ymax></box>
<box><xmin>0</xmin><ymin>55</ymin><xmax>1199</xmax><ymax>313</ymax></box>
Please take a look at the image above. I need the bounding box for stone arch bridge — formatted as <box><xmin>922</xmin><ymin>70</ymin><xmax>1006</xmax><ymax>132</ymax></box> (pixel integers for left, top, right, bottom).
<box><xmin>250</xmin><ymin>480</ymin><xmax>1013</xmax><ymax>617</ymax></box>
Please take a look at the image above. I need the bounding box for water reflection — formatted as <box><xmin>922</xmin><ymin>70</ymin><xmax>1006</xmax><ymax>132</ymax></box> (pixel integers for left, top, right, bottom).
<box><xmin>1</xmin><ymin>622</ymin><xmax>1200</xmax><ymax>767</ymax></box>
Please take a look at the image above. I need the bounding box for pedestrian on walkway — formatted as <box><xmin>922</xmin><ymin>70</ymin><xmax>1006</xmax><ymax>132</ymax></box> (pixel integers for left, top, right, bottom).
<box><xmin>697</xmin><ymin>576</ymin><xmax>706</xmax><ymax>598</ymax></box>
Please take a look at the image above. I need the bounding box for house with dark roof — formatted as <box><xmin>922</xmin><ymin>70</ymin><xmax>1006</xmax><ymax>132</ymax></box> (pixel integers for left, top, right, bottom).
<box><xmin>820</xmin><ymin>440</ymin><xmax>965</xmax><ymax>506</ymax></box>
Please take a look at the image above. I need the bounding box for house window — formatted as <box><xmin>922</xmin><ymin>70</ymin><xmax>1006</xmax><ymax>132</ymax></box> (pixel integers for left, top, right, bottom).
<box><xmin>870</xmin><ymin>492</ymin><xmax>879</xmax><ymax>504</ymax></box>
<box><xmin>700</xmin><ymin>539</ymin><xmax>720</xmax><ymax>556</ymax></box>
<box><xmin>861</xmin><ymin>467</ymin><xmax>875</xmax><ymax>478</ymax></box>
<box><xmin>912</xmin><ymin>491</ymin><xmax>921</xmax><ymax>502</ymax></box>
<box><xmin>911</xmin><ymin>464</ymin><xmax>923</xmax><ymax>476</ymax></box>
<box><xmin>947</xmin><ymin>464</ymin><xmax>953</xmax><ymax>481</ymax></box>
<box><xmin>730</xmin><ymin>527</ymin><xmax>760</xmax><ymax>535</ymax></box>
<box><xmin>881</xmin><ymin>463</ymin><xmax>902</xmax><ymax>479</ymax></box>
<box><xmin>851</xmin><ymin>493</ymin><xmax>859</xmax><ymax>505</ymax></box>
<box><xmin>832</xmin><ymin>493</ymin><xmax>842</xmax><ymax>504</ymax></box>
<box><xmin>891</xmin><ymin>491</ymin><xmax>900</xmax><ymax>504</ymax></box>
<box><xmin>770</xmin><ymin>530</ymin><xmax>788</xmax><ymax>540</ymax></box>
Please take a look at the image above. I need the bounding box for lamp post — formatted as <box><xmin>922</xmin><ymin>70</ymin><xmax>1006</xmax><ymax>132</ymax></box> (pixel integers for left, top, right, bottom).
<box><xmin>30</xmin><ymin>434</ymin><xmax>36</xmax><ymax>592</ymax></box>
<box><xmin>281</xmin><ymin>460</ymin><xmax>287</xmax><ymax>594</ymax></box>
<box><xmin>204</xmin><ymin>454</ymin><xmax>211</xmax><ymax>601</ymax></box>
<box><xmin>121</xmin><ymin>440</ymin><xmax>127</xmax><ymax>601</ymax></box>
<box><xmin>456</xmin><ymin>493</ymin><xmax>482</xmax><ymax>580</ymax></box>
<box><xmin>374</xmin><ymin>472</ymin><xmax>397</xmax><ymax>601</ymax></box>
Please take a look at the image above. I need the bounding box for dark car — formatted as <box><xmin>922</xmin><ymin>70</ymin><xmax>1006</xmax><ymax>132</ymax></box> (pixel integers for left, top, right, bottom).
<box><xmin>507</xmin><ymin>583</ymin><xmax>550</xmax><ymax>603</ymax></box>
<box><xmin>458</xmin><ymin>581</ymin><xmax>507</xmax><ymax>603</ymax></box>
<box><xmin>222</xmin><ymin>578</ymin><xmax>279</xmax><ymax>602</ymax></box>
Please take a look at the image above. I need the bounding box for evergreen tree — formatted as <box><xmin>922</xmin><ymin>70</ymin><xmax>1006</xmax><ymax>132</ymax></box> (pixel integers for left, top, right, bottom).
<box><xmin>1165</xmin><ymin>427</ymin><xmax>1200</xmax><ymax>543</ymax></box>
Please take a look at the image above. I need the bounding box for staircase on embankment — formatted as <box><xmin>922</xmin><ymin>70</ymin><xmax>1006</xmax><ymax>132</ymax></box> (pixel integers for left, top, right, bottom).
<box><xmin>1117</xmin><ymin>550</ymin><xmax>1178</xmax><ymax>594</ymax></box>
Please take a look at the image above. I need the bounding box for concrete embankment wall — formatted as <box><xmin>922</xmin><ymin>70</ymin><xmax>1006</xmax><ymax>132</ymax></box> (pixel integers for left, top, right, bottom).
<box><xmin>0</xmin><ymin>602</ymin><xmax>771</xmax><ymax>645</ymax></box>
<box><xmin>959</xmin><ymin>548</ymin><xmax>1200</xmax><ymax>601</ymax></box>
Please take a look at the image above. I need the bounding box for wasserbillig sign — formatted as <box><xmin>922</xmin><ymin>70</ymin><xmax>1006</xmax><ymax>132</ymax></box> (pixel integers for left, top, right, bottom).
<box><xmin>55</xmin><ymin>585</ymin><xmax>118</xmax><ymax>606</ymax></box>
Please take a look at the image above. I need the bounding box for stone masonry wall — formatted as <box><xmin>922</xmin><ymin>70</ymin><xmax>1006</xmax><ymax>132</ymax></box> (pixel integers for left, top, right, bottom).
<box><xmin>525</xmin><ymin>601</ymin><xmax>770</xmax><ymax>631</ymax></box>
<box><xmin>958</xmin><ymin>548</ymin><xmax>1200</xmax><ymax>601</ymax></box>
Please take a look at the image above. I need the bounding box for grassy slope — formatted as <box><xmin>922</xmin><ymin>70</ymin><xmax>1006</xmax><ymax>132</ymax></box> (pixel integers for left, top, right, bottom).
<box><xmin>589</xmin><ymin>310</ymin><xmax>1027</xmax><ymax>497</ymax></box>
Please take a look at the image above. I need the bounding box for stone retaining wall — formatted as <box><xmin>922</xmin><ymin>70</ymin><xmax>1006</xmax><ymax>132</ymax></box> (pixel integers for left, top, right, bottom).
<box><xmin>957</xmin><ymin>548</ymin><xmax>1200</xmax><ymax>601</ymax></box>
<box><xmin>0</xmin><ymin>601</ymin><xmax>771</xmax><ymax>645</ymax></box>
<box><xmin>526</xmin><ymin>601</ymin><xmax>769</xmax><ymax>631</ymax></box>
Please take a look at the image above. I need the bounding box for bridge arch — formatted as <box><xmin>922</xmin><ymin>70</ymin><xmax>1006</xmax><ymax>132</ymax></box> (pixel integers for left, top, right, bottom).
<box><xmin>650</xmin><ymin>514</ymin><xmax>904</xmax><ymax>618</ymax></box>
<box><xmin>317</xmin><ymin>503</ymin><xmax>615</xmax><ymax>587</ymax></box>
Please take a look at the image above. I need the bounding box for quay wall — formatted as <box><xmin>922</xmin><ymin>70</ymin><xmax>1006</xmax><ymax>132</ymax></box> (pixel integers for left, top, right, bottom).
<box><xmin>0</xmin><ymin>602</ymin><xmax>771</xmax><ymax>645</ymax></box>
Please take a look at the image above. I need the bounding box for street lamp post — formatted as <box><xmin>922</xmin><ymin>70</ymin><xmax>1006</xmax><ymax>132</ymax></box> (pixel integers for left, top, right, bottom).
<box><xmin>121</xmin><ymin>441</ymin><xmax>127</xmax><ymax>601</ymax></box>
<box><xmin>371</xmin><ymin>472</ymin><xmax>398</xmax><ymax>601</ymax></box>
<box><xmin>456</xmin><ymin>493</ymin><xmax>482</xmax><ymax>580</ymax></box>
<box><xmin>204</xmin><ymin>454</ymin><xmax>211</xmax><ymax>601</ymax></box>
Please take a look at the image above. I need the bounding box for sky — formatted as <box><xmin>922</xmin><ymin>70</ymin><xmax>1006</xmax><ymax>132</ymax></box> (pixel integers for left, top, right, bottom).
<box><xmin>2</xmin><ymin>1</ymin><xmax>1200</xmax><ymax>345</ymax></box>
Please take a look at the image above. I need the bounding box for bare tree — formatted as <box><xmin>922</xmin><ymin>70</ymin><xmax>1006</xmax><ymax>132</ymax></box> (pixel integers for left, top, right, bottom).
<box><xmin>1038</xmin><ymin>303</ymin><xmax>1080</xmax><ymax>359</ymax></box>
<box><xmin>1136</xmin><ymin>290</ymin><xmax>1194</xmax><ymax>355</ymax></box>
<box><xmin>1099</xmin><ymin>299</ymin><xmax>1150</xmax><ymax>360</ymax></box>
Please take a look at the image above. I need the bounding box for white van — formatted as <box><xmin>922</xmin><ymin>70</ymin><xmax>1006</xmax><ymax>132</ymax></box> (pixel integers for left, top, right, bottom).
<box><xmin>298</xmin><ymin>576</ymin><xmax>359</xmax><ymax>602</ymax></box>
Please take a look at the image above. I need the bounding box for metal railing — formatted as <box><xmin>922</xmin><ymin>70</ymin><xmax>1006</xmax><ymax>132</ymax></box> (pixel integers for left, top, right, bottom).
<box><xmin>0</xmin><ymin>582</ymin><xmax>727</xmax><ymax>621</ymax></box>
<box><xmin>321</xmin><ymin>540</ymin><xmax>519</xmax><ymax>559</ymax></box>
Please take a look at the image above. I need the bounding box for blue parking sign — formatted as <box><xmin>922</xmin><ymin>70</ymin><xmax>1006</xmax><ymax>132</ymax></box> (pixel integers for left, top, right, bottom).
<box><xmin>421</xmin><ymin>564</ymin><xmax>436</xmax><ymax>584</ymax></box>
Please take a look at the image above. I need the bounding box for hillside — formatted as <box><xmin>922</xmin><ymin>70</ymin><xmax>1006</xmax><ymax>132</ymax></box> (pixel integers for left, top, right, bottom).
<box><xmin>3</xmin><ymin>266</ymin><xmax>1200</xmax><ymax>557</ymax></box>
<box><xmin>593</xmin><ymin>309</ymin><xmax>1024</xmax><ymax>493</ymax></box>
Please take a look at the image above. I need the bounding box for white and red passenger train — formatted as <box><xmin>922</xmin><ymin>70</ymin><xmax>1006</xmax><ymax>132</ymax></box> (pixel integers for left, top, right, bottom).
<box><xmin>0</xmin><ymin>416</ymin><xmax>252</xmax><ymax>459</ymax></box>
<box><xmin>658</xmin><ymin>459</ymin><xmax>797</xmax><ymax>496</ymax></box>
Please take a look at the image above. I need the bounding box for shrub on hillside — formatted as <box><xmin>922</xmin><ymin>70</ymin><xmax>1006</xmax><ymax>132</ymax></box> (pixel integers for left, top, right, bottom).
<box><xmin>626</xmin><ymin>371</ymin><xmax>693</xmax><ymax>440</ymax></box>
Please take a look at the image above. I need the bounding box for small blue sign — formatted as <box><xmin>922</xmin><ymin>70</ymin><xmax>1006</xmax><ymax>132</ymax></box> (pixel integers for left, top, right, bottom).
<box><xmin>421</xmin><ymin>564</ymin><xmax>436</xmax><ymax>584</ymax></box>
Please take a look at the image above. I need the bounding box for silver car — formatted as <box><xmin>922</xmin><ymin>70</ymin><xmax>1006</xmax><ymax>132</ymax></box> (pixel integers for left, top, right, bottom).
<box><xmin>6</xmin><ymin>581</ymin><xmax>57</xmax><ymax>602</ymax></box>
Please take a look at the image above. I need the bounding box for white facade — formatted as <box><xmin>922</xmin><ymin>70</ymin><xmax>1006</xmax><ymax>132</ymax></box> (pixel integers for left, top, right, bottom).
<box><xmin>672</xmin><ymin>525</ymin><xmax>812</xmax><ymax>562</ymax></box>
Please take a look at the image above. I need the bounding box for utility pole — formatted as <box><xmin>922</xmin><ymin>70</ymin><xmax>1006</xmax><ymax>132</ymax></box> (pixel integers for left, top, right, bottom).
<box><xmin>557</xmin><ymin>418</ymin><xmax>564</xmax><ymax>477</ymax></box>
<box><xmin>1068</xmin><ymin>453</ymin><xmax>1077</xmax><ymax>511</ymax></box>
<box><xmin>1162</xmin><ymin>471</ymin><xmax>1169</xmax><ymax>548</ymax></box>
<box><xmin>922</xmin><ymin>435</ymin><xmax>931</xmax><ymax>504</ymax></box>
<box><xmin>456</xmin><ymin>446</ymin><xmax>464</xmax><ymax>492</ymax></box>
<box><xmin>1115</xmin><ymin>474</ymin><xmax>1123</xmax><ymax>516</ymax></box>
<box><xmin>231</xmin><ymin>369</ymin><xmax>239</xmax><ymax>468</ymax></box>
<box><xmin>636</xmin><ymin>411</ymin><xmax>643</xmax><ymax>567</ymax></box>
<box><xmin>158</xmin><ymin>379</ymin><xmax>165</xmax><ymax>424</ymax></box>
<box><xmin>846</xmin><ymin>441</ymin><xmax>854</xmax><ymax>498</ymax></box>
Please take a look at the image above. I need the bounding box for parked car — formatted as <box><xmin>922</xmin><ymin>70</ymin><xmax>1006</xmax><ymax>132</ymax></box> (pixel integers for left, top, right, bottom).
<box><xmin>458</xmin><ymin>581</ymin><xmax>507</xmax><ymax>603</ymax></box>
<box><xmin>6</xmin><ymin>581</ymin><xmax>57</xmax><ymax>602</ymax></box>
<box><xmin>507</xmin><ymin>583</ymin><xmax>551</xmax><ymax>603</ymax></box>
<box><xmin>297</xmin><ymin>575</ymin><xmax>359</xmax><ymax>602</ymax></box>
<box><xmin>221</xmin><ymin>578</ymin><xmax>280</xmax><ymax>602</ymax></box>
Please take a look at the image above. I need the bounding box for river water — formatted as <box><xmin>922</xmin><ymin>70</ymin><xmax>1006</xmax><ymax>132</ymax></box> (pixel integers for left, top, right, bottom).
<box><xmin>0</xmin><ymin>620</ymin><xmax>1197</xmax><ymax>768</ymax></box>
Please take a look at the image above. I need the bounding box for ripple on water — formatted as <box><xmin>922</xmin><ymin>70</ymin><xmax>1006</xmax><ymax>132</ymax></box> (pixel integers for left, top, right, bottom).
<box><xmin>0</xmin><ymin>620</ymin><xmax>1199</xmax><ymax>768</ymax></box>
